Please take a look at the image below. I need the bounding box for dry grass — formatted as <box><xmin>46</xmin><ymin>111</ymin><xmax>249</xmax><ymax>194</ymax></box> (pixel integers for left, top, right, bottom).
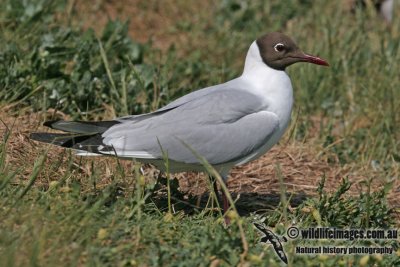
<box><xmin>1</xmin><ymin>1</ymin><xmax>399</xmax><ymax>265</ymax></box>
<box><xmin>2</xmin><ymin>0</ymin><xmax>398</xmax><ymax>220</ymax></box>
<box><xmin>72</xmin><ymin>0</ymin><xmax>215</xmax><ymax>53</ymax></box>
<box><xmin>2</xmin><ymin>108</ymin><xmax>398</xmax><ymax>219</ymax></box>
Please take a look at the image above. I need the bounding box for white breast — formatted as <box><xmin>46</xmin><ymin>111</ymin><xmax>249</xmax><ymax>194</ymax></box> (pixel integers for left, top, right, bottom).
<box><xmin>233</xmin><ymin>41</ymin><xmax>294</xmax><ymax>165</ymax></box>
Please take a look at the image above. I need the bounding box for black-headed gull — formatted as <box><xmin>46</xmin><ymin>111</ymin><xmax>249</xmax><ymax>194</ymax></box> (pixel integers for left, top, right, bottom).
<box><xmin>31</xmin><ymin>32</ymin><xmax>329</xmax><ymax>219</ymax></box>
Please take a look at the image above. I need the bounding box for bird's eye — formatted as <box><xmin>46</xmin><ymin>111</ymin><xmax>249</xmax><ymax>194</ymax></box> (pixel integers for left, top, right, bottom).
<box><xmin>274</xmin><ymin>43</ymin><xmax>285</xmax><ymax>52</ymax></box>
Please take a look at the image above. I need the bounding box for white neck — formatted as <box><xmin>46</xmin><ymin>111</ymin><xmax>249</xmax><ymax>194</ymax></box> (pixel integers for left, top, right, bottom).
<box><xmin>242</xmin><ymin>41</ymin><xmax>284</xmax><ymax>81</ymax></box>
<box><xmin>239</xmin><ymin>41</ymin><xmax>294</xmax><ymax>128</ymax></box>
<box><xmin>242</xmin><ymin>42</ymin><xmax>268</xmax><ymax>75</ymax></box>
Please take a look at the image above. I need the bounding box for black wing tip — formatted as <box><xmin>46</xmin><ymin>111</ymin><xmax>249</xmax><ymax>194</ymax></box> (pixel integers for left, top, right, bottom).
<box><xmin>279</xmin><ymin>255</ymin><xmax>288</xmax><ymax>264</ymax></box>
<box><xmin>29</xmin><ymin>132</ymin><xmax>105</xmax><ymax>150</ymax></box>
<box><xmin>29</xmin><ymin>132</ymin><xmax>61</xmax><ymax>145</ymax></box>
<box><xmin>43</xmin><ymin>120</ymin><xmax>120</xmax><ymax>130</ymax></box>
<box><xmin>29</xmin><ymin>132</ymin><xmax>73</xmax><ymax>145</ymax></box>
<box><xmin>29</xmin><ymin>132</ymin><xmax>42</xmax><ymax>141</ymax></box>
<box><xmin>29</xmin><ymin>132</ymin><xmax>55</xmax><ymax>140</ymax></box>
<box><xmin>43</xmin><ymin>120</ymin><xmax>61</xmax><ymax>128</ymax></box>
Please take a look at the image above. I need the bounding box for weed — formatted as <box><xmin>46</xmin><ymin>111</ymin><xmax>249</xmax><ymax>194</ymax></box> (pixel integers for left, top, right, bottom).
<box><xmin>0</xmin><ymin>0</ymin><xmax>399</xmax><ymax>266</ymax></box>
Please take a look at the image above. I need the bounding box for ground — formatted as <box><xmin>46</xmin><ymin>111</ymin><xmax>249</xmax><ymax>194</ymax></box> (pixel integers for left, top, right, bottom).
<box><xmin>0</xmin><ymin>0</ymin><xmax>399</xmax><ymax>266</ymax></box>
<box><xmin>2</xmin><ymin>107</ymin><xmax>398</xmax><ymax>215</ymax></box>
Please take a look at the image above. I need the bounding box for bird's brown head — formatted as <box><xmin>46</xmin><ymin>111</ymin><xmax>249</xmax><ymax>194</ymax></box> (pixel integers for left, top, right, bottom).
<box><xmin>256</xmin><ymin>32</ymin><xmax>329</xmax><ymax>71</ymax></box>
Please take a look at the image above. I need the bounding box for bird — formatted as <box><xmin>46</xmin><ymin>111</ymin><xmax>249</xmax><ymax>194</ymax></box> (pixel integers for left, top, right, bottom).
<box><xmin>254</xmin><ymin>222</ymin><xmax>288</xmax><ymax>264</ymax></box>
<box><xmin>349</xmin><ymin>0</ymin><xmax>394</xmax><ymax>23</ymax></box>
<box><xmin>30</xmin><ymin>32</ymin><xmax>329</xmax><ymax>221</ymax></box>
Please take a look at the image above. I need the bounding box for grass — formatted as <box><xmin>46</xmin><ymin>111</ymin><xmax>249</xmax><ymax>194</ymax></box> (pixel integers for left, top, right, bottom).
<box><xmin>0</xmin><ymin>0</ymin><xmax>399</xmax><ymax>266</ymax></box>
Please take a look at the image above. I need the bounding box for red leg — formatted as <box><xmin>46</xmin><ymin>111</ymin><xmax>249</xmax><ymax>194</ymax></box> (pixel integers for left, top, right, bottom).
<box><xmin>210</xmin><ymin>175</ymin><xmax>231</xmax><ymax>224</ymax></box>
<box><xmin>222</xmin><ymin>187</ymin><xmax>230</xmax><ymax>225</ymax></box>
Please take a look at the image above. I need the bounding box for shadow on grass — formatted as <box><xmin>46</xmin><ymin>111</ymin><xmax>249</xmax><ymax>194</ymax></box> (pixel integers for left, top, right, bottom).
<box><xmin>151</xmin><ymin>189</ymin><xmax>309</xmax><ymax>216</ymax></box>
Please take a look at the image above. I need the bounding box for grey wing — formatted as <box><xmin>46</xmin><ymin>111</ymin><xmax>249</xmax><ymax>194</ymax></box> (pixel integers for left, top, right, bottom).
<box><xmin>115</xmin><ymin>80</ymin><xmax>235</xmax><ymax>122</ymax></box>
<box><xmin>101</xmin><ymin>89</ymin><xmax>279</xmax><ymax>165</ymax></box>
<box><xmin>155</xmin><ymin>83</ymin><xmax>226</xmax><ymax>112</ymax></box>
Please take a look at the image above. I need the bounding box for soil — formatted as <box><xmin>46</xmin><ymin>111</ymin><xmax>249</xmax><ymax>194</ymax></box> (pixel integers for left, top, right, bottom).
<box><xmin>1</xmin><ymin>108</ymin><xmax>398</xmax><ymax>219</ymax></box>
<box><xmin>72</xmin><ymin>0</ymin><xmax>215</xmax><ymax>53</ymax></box>
<box><xmin>1</xmin><ymin>0</ymin><xmax>398</xmax><ymax>220</ymax></box>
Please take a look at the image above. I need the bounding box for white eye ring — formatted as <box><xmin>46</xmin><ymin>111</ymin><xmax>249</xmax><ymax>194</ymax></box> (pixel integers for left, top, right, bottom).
<box><xmin>274</xmin><ymin>43</ymin><xmax>285</xmax><ymax>52</ymax></box>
